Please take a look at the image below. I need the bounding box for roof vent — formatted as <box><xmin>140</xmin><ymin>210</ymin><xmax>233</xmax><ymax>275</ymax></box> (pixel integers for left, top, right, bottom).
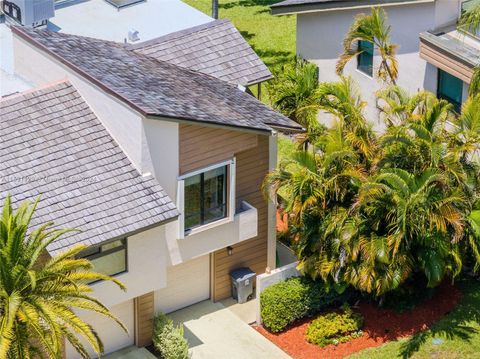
<box><xmin>104</xmin><ymin>0</ymin><xmax>145</xmax><ymax>9</ymax></box>
<box><xmin>2</xmin><ymin>0</ymin><xmax>54</xmax><ymax>27</ymax></box>
<box><xmin>128</xmin><ymin>29</ymin><xmax>140</xmax><ymax>42</ymax></box>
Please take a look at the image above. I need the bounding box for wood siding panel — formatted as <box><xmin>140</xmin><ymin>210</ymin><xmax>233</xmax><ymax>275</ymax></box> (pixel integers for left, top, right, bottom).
<box><xmin>179</xmin><ymin>124</ymin><xmax>271</xmax><ymax>302</ymax></box>
<box><xmin>179</xmin><ymin>124</ymin><xmax>258</xmax><ymax>174</ymax></box>
<box><xmin>419</xmin><ymin>40</ymin><xmax>474</xmax><ymax>84</ymax></box>
<box><xmin>134</xmin><ymin>292</ymin><xmax>154</xmax><ymax>347</ymax></box>
<box><xmin>213</xmin><ymin>135</ymin><xmax>270</xmax><ymax>301</ymax></box>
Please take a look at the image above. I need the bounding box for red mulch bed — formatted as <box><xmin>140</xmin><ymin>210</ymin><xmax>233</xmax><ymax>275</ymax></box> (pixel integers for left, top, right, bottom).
<box><xmin>255</xmin><ymin>283</ymin><xmax>462</xmax><ymax>359</ymax></box>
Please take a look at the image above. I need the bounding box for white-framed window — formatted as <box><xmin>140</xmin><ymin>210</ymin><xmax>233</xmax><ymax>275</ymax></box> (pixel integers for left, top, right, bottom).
<box><xmin>177</xmin><ymin>159</ymin><xmax>236</xmax><ymax>238</ymax></box>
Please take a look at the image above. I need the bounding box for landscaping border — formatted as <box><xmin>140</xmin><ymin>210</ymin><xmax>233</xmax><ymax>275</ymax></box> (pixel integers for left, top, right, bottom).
<box><xmin>255</xmin><ymin>261</ymin><xmax>299</xmax><ymax>324</ymax></box>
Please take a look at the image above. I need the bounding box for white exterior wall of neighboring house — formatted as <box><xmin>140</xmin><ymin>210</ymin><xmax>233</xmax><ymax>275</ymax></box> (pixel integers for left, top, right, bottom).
<box><xmin>296</xmin><ymin>0</ymin><xmax>465</xmax><ymax>126</ymax></box>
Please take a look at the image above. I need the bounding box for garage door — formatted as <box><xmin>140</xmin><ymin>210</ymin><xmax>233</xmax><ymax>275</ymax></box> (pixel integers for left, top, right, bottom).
<box><xmin>155</xmin><ymin>254</ymin><xmax>210</xmax><ymax>313</ymax></box>
<box><xmin>65</xmin><ymin>299</ymin><xmax>135</xmax><ymax>358</ymax></box>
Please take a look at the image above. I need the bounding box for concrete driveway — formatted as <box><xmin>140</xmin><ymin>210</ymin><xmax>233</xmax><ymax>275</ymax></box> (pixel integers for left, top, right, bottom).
<box><xmin>169</xmin><ymin>300</ymin><xmax>291</xmax><ymax>359</ymax></box>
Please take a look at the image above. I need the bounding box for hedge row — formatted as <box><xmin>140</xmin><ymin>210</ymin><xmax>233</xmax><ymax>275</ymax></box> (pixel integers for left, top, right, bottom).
<box><xmin>260</xmin><ymin>276</ymin><xmax>343</xmax><ymax>333</ymax></box>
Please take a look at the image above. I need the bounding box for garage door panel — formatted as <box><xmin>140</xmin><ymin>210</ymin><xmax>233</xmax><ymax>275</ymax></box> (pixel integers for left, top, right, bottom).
<box><xmin>154</xmin><ymin>255</ymin><xmax>210</xmax><ymax>314</ymax></box>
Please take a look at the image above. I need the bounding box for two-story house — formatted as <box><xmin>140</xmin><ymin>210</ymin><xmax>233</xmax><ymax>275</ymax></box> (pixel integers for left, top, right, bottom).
<box><xmin>0</xmin><ymin>22</ymin><xmax>300</xmax><ymax>358</ymax></box>
<box><xmin>271</xmin><ymin>0</ymin><xmax>479</xmax><ymax>121</ymax></box>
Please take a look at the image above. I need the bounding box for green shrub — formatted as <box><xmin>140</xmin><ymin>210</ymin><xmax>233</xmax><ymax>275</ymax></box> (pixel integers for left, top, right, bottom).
<box><xmin>153</xmin><ymin>313</ymin><xmax>190</xmax><ymax>359</ymax></box>
<box><xmin>305</xmin><ymin>304</ymin><xmax>363</xmax><ymax>347</ymax></box>
<box><xmin>260</xmin><ymin>276</ymin><xmax>340</xmax><ymax>333</ymax></box>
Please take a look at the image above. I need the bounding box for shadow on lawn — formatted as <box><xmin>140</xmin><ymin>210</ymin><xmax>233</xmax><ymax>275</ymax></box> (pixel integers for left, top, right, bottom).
<box><xmin>398</xmin><ymin>279</ymin><xmax>480</xmax><ymax>359</ymax></box>
<box><xmin>237</xmin><ymin>30</ymin><xmax>294</xmax><ymax>69</ymax></box>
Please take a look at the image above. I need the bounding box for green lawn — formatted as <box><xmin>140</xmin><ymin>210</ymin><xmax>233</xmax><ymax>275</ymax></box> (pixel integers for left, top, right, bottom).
<box><xmin>182</xmin><ymin>0</ymin><xmax>296</xmax><ymax>100</ymax></box>
<box><xmin>349</xmin><ymin>279</ymin><xmax>480</xmax><ymax>359</ymax></box>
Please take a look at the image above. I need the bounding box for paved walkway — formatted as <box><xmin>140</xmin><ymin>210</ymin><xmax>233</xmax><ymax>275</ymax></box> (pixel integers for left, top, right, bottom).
<box><xmin>169</xmin><ymin>300</ymin><xmax>291</xmax><ymax>359</ymax></box>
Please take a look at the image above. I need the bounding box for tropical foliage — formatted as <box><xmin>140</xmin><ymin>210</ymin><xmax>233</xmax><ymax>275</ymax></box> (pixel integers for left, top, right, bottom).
<box><xmin>336</xmin><ymin>7</ymin><xmax>398</xmax><ymax>84</ymax></box>
<box><xmin>0</xmin><ymin>195</ymin><xmax>126</xmax><ymax>358</ymax></box>
<box><xmin>265</xmin><ymin>5</ymin><xmax>480</xmax><ymax>299</ymax></box>
<box><xmin>305</xmin><ymin>304</ymin><xmax>363</xmax><ymax>347</ymax></box>
<box><xmin>459</xmin><ymin>2</ymin><xmax>480</xmax><ymax>96</ymax></box>
<box><xmin>265</xmin><ymin>75</ymin><xmax>480</xmax><ymax>296</ymax></box>
<box><xmin>267</xmin><ymin>57</ymin><xmax>325</xmax><ymax>146</ymax></box>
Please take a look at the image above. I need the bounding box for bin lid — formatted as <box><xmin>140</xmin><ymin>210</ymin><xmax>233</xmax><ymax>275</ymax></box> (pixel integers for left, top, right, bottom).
<box><xmin>230</xmin><ymin>267</ymin><xmax>256</xmax><ymax>281</ymax></box>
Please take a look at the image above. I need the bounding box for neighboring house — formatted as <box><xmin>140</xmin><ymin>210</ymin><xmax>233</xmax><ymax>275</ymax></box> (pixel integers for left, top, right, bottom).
<box><xmin>0</xmin><ymin>16</ymin><xmax>299</xmax><ymax>359</ymax></box>
<box><xmin>128</xmin><ymin>19</ymin><xmax>273</xmax><ymax>93</ymax></box>
<box><xmin>271</xmin><ymin>0</ymin><xmax>478</xmax><ymax>121</ymax></box>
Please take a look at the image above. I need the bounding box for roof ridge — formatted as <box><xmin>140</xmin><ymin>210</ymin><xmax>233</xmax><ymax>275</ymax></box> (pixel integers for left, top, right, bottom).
<box><xmin>12</xmin><ymin>26</ymin><xmax>241</xmax><ymax>115</ymax></box>
<box><xmin>10</xmin><ymin>25</ymin><xmax>300</xmax><ymax>133</ymax></box>
<box><xmin>126</xmin><ymin>19</ymin><xmax>231</xmax><ymax>50</ymax></box>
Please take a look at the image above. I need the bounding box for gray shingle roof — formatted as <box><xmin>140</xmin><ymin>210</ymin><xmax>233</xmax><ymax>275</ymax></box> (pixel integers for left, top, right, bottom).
<box><xmin>0</xmin><ymin>81</ymin><xmax>178</xmax><ymax>255</ymax></box>
<box><xmin>128</xmin><ymin>19</ymin><xmax>272</xmax><ymax>86</ymax></box>
<box><xmin>12</xmin><ymin>27</ymin><xmax>301</xmax><ymax>133</ymax></box>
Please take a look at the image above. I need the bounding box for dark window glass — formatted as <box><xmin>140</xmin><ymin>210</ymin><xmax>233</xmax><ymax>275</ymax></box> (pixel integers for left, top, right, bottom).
<box><xmin>79</xmin><ymin>239</ymin><xmax>127</xmax><ymax>282</ymax></box>
<box><xmin>357</xmin><ymin>40</ymin><xmax>374</xmax><ymax>76</ymax></box>
<box><xmin>437</xmin><ymin>69</ymin><xmax>463</xmax><ymax>113</ymax></box>
<box><xmin>184</xmin><ymin>166</ymin><xmax>227</xmax><ymax>232</ymax></box>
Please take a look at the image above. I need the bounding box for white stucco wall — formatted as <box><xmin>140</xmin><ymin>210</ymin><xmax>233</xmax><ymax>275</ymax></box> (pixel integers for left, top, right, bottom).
<box><xmin>142</xmin><ymin>118</ymin><xmax>179</xmax><ymax>200</ymax></box>
<box><xmin>13</xmin><ymin>35</ymin><xmax>146</xmax><ymax>174</ymax></box>
<box><xmin>255</xmin><ymin>261</ymin><xmax>300</xmax><ymax>325</ymax></box>
<box><xmin>88</xmin><ymin>225</ymin><xmax>168</xmax><ymax>308</ymax></box>
<box><xmin>267</xmin><ymin>133</ymin><xmax>278</xmax><ymax>269</ymax></box>
<box><xmin>435</xmin><ymin>0</ymin><xmax>462</xmax><ymax>28</ymax></box>
<box><xmin>296</xmin><ymin>1</ymin><xmax>464</xmax><ymax>128</ymax></box>
<box><xmin>65</xmin><ymin>300</ymin><xmax>135</xmax><ymax>358</ymax></box>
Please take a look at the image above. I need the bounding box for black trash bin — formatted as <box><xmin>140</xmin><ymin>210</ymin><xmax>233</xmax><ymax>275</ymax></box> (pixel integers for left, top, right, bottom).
<box><xmin>230</xmin><ymin>267</ymin><xmax>256</xmax><ymax>304</ymax></box>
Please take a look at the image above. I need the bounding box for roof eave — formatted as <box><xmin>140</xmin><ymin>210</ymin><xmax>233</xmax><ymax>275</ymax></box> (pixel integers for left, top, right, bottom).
<box><xmin>145</xmin><ymin>113</ymin><xmax>285</xmax><ymax>135</ymax></box>
<box><xmin>243</xmin><ymin>73</ymin><xmax>274</xmax><ymax>87</ymax></box>
<box><xmin>11</xmin><ymin>26</ymin><xmax>150</xmax><ymax>117</ymax></box>
<box><xmin>48</xmin><ymin>212</ymin><xmax>179</xmax><ymax>255</ymax></box>
<box><xmin>419</xmin><ymin>31</ymin><xmax>479</xmax><ymax>68</ymax></box>
<box><xmin>13</xmin><ymin>27</ymin><xmax>295</xmax><ymax>135</ymax></box>
<box><xmin>271</xmin><ymin>0</ymin><xmax>434</xmax><ymax>16</ymax></box>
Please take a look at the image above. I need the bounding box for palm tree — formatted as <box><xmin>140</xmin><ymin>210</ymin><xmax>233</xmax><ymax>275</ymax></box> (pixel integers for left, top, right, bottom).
<box><xmin>459</xmin><ymin>3</ymin><xmax>480</xmax><ymax>96</ymax></box>
<box><xmin>354</xmin><ymin>168</ymin><xmax>467</xmax><ymax>291</ymax></box>
<box><xmin>265</xmin><ymin>78</ymin><xmax>480</xmax><ymax>297</ymax></box>
<box><xmin>0</xmin><ymin>195</ymin><xmax>126</xmax><ymax>358</ymax></box>
<box><xmin>451</xmin><ymin>94</ymin><xmax>480</xmax><ymax>159</ymax></box>
<box><xmin>316</xmin><ymin>77</ymin><xmax>377</xmax><ymax>161</ymax></box>
<box><xmin>459</xmin><ymin>2</ymin><xmax>480</xmax><ymax>35</ymax></box>
<box><xmin>336</xmin><ymin>7</ymin><xmax>398</xmax><ymax>84</ymax></box>
<box><xmin>376</xmin><ymin>86</ymin><xmax>438</xmax><ymax>127</ymax></box>
<box><xmin>470</xmin><ymin>66</ymin><xmax>480</xmax><ymax>96</ymax></box>
<box><xmin>267</xmin><ymin>57</ymin><xmax>324</xmax><ymax>146</ymax></box>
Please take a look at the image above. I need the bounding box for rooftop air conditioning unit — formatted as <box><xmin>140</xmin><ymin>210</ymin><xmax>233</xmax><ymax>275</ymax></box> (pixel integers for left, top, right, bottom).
<box><xmin>2</xmin><ymin>0</ymin><xmax>54</xmax><ymax>27</ymax></box>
